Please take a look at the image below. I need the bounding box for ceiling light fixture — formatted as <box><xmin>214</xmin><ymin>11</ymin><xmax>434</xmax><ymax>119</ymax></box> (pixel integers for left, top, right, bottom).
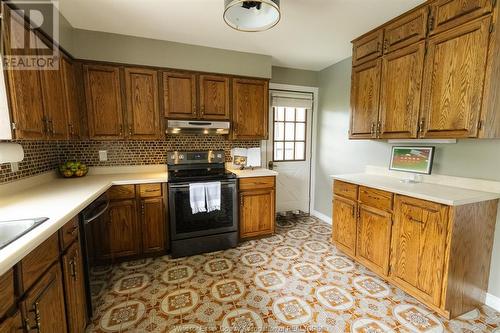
<box><xmin>224</xmin><ymin>0</ymin><xmax>281</xmax><ymax>32</ymax></box>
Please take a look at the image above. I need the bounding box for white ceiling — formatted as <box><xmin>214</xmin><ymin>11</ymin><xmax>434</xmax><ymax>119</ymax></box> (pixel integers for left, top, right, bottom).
<box><xmin>59</xmin><ymin>0</ymin><xmax>425</xmax><ymax>71</ymax></box>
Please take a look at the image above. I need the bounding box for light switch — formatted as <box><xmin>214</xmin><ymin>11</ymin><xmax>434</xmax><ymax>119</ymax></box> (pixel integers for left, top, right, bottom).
<box><xmin>98</xmin><ymin>150</ymin><xmax>108</xmax><ymax>162</ymax></box>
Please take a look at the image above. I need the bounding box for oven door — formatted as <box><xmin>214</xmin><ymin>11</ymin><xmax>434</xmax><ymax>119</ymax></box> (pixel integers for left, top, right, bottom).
<box><xmin>168</xmin><ymin>180</ymin><xmax>238</xmax><ymax>240</ymax></box>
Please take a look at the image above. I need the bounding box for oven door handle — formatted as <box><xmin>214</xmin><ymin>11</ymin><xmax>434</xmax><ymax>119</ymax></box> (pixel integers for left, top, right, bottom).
<box><xmin>169</xmin><ymin>181</ymin><xmax>236</xmax><ymax>189</ymax></box>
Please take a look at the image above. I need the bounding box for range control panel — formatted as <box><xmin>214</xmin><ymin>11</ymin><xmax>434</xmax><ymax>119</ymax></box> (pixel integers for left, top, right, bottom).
<box><xmin>167</xmin><ymin>151</ymin><xmax>225</xmax><ymax>165</ymax></box>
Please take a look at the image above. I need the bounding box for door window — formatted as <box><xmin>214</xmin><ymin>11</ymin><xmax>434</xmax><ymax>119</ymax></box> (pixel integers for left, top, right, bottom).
<box><xmin>273</xmin><ymin>107</ymin><xmax>307</xmax><ymax>161</ymax></box>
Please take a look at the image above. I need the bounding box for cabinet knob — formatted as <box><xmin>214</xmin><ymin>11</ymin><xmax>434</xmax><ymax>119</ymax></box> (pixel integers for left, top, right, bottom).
<box><xmin>128</xmin><ymin>126</ymin><xmax>132</xmax><ymax>136</ymax></box>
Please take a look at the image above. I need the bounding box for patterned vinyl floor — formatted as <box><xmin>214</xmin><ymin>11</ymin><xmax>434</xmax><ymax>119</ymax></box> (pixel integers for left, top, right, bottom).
<box><xmin>86</xmin><ymin>216</ymin><xmax>500</xmax><ymax>332</ymax></box>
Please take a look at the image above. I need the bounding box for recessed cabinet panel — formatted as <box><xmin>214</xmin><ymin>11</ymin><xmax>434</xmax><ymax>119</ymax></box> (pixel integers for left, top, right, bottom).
<box><xmin>352</xmin><ymin>30</ymin><xmax>384</xmax><ymax>66</ymax></box>
<box><xmin>429</xmin><ymin>0</ymin><xmax>493</xmax><ymax>35</ymax></box>
<box><xmin>379</xmin><ymin>42</ymin><xmax>425</xmax><ymax>139</ymax></box>
<box><xmin>332</xmin><ymin>195</ymin><xmax>357</xmax><ymax>257</ymax></box>
<box><xmin>61</xmin><ymin>57</ymin><xmax>81</xmax><ymax>139</ymax></box>
<box><xmin>383</xmin><ymin>7</ymin><xmax>428</xmax><ymax>53</ymax></box>
<box><xmin>163</xmin><ymin>72</ymin><xmax>197</xmax><ymax>119</ymax></box>
<box><xmin>240</xmin><ymin>189</ymin><xmax>275</xmax><ymax>239</ymax></box>
<box><xmin>421</xmin><ymin>16</ymin><xmax>490</xmax><ymax>138</ymax></box>
<box><xmin>349</xmin><ymin>59</ymin><xmax>382</xmax><ymax>139</ymax></box>
<box><xmin>232</xmin><ymin>78</ymin><xmax>269</xmax><ymax>140</ymax></box>
<box><xmin>199</xmin><ymin>75</ymin><xmax>230</xmax><ymax>120</ymax></box>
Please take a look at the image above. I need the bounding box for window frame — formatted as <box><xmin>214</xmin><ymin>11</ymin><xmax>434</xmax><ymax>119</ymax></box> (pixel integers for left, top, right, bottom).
<box><xmin>272</xmin><ymin>106</ymin><xmax>307</xmax><ymax>162</ymax></box>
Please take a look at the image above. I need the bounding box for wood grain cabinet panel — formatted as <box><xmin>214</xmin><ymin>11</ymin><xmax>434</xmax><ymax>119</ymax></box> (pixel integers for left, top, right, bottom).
<box><xmin>379</xmin><ymin>42</ymin><xmax>425</xmax><ymax>139</ymax></box>
<box><xmin>21</xmin><ymin>264</ymin><xmax>67</xmax><ymax>333</ymax></box>
<box><xmin>390</xmin><ymin>195</ymin><xmax>449</xmax><ymax>307</ymax></box>
<box><xmin>0</xmin><ymin>311</ymin><xmax>22</xmax><ymax>333</ymax></box>
<box><xmin>0</xmin><ymin>269</ymin><xmax>15</xmax><ymax>319</ymax></box>
<box><xmin>140</xmin><ymin>197</ymin><xmax>166</xmax><ymax>254</ymax></box>
<box><xmin>240</xmin><ymin>188</ymin><xmax>275</xmax><ymax>239</ymax></box>
<box><xmin>163</xmin><ymin>72</ymin><xmax>197</xmax><ymax>119</ymax></box>
<box><xmin>352</xmin><ymin>29</ymin><xmax>384</xmax><ymax>66</ymax></box>
<box><xmin>359</xmin><ymin>186</ymin><xmax>393</xmax><ymax>212</ymax></box>
<box><xmin>420</xmin><ymin>16</ymin><xmax>490</xmax><ymax>138</ymax></box>
<box><xmin>199</xmin><ymin>75</ymin><xmax>230</xmax><ymax>120</ymax></box>
<box><xmin>125</xmin><ymin>67</ymin><xmax>161</xmax><ymax>139</ymax></box>
<box><xmin>139</xmin><ymin>184</ymin><xmax>162</xmax><ymax>198</ymax></box>
<box><xmin>332</xmin><ymin>195</ymin><xmax>358</xmax><ymax>258</ymax></box>
<box><xmin>349</xmin><ymin>59</ymin><xmax>382</xmax><ymax>139</ymax></box>
<box><xmin>333</xmin><ymin>180</ymin><xmax>358</xmax><ymax>200</ymax></box>
<box><xmin>429</xmin><ymin>0</ymin><xmax>493</xmax><ymax>35</ymax></box>
<box><xmin>104</xmin><ymin>200</ymin><xmax>140</xmax><ymax>260</ymax></box>
<box><xmin>239</xmin><ymin>176</ymin><xmax>275</xmax><ymax>191</ymax></box>
<box><xmin>62</xmin><ymin>241</ymin><xmax>87</xmax><ymax>333</ymax></box>
<box><xmin>356</xmin><ymin>205</ymin><xmax>392</xmax><ymax>276</ymax></box>
<box><xmin>59</xmin><ymin>217</ymin><xmax>79</xmax><ymax>251</ymax></box>
<box><xmin>84</xmin><ymin>64</ymin><xmax>124</xmax><ymax>139</ymax></box>
<box><xmin>383</xmin><ymin>7</ymin><xmax>428</xmax><ymax>53</ymax></box>
<box><xmin>61</xmin><ymin>57</ymin><xmax>81</xmax><ymax>139</ymax></box>
<box><xmin>232</xmin><ymin>78</ymin><xmax>269</xmax><ymax>140</ymax></box>
<box><xmin>107</xmin><ymin>185</ymin><xmax>136</xmax><ymax>200</ymax></box>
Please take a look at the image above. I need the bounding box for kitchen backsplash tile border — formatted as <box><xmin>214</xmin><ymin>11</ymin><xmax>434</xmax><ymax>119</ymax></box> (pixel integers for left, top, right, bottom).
<box><xmin>0</xmin><ymin>136</ymin><xmax>261</xmax><ymax>184</ymax></box>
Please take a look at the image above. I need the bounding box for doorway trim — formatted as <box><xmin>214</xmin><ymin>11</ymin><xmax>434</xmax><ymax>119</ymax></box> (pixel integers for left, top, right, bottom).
<box><xmin>267</xmin><ymin>83</ymin><xmax>324</xmax><ymax>221</ymax></box>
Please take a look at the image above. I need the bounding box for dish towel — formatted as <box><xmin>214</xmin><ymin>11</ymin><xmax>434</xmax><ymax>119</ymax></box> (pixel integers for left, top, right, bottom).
<box><xmin>189</xmin><ymin>183</ymin><xmax>207</xmax><ymax>214</ymax></box>
<box><xmin>205</xmin><ymin>182</ymin><xmax>221</xmax><ymax>212</ymax></box>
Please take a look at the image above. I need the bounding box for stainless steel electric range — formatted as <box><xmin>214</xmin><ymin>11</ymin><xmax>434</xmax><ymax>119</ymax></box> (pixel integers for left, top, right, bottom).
<box><xmin>167</xmin><ymin>150</ymin><xmax>238</xmax><ymax>258</ymax></box>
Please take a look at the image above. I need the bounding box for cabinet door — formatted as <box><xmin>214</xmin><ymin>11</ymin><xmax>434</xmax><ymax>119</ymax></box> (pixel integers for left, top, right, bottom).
<box><xmin>22</xmin><ymin>264</ymin><xmax>67</xmax><ymax>333</ymax></box>
<box><xmin>232</xmin><ymin>78</ymin><xmax>269</xmax><ymax>140</ymax></box>
<box><xmin>240</xmin><ymin>189</ymin><xmax>275</xmax><ymax>239</ymax></box>
<box><xmin>332</xmin><ymin>195</ymin><xmax>357</xmax><ymax>258</ymax></box>
<box><xmin>390</xmin><ymin>196</ymin><xmax>449</xmax><ymax>307</ymax></box>
<box><xmin>356</xmin><ymin>205</ymin><xmax>392</xmax><ymax>276</ymax></box>
<box><xmin>199</xmin><ymin>75</ymin><xmax>230</xmax><ymax>120</ymax></box>
<box><xmin>62</xmin><ymin>242</ymin><xmax>87</xmax><ymax>333</ymax></box>
<box><xmin>38</xmin><ymin>64</ymin><xmax>68</xmax><ymax>139</ymax></box>
<box><xmin>140</xmin><ymin>197</ymin><xmax>166</xmax><ymax>254</ymax></box>
<box><xmin>3</xmin><ymin>7</ymin><xmax>46</xmax><ymax>139</ymax></box>
<box><xmin>429</xmin><ymin>0</ymin><xmax>493</xmax><ymax>35</ymax></box>
<box><xmin>163</xmin><ymin>72</ymin><xmax>197</xmax><ymax>119</ymax></box>
<box><xmin>379</xmin><ymin>42</ymin><xmax>425</xmax><ymax>139</ymax></box>
<box><xmin>125</xmin><ymin>67</ymin><xmax>160</xmax><ymax>139</ymax></box>
<box><xmin>61</xmin><ymin>57</ymin><xmax>81</xmax><ymax>139</ymax></box>
<box><xmin>0</xmin><ymin>311</ymin><xmax>22</xmax><ymax>333</ymax></box>
<box><xmin>84</xmin><ymin>64</ymin><xmax>124</xmax><ymax>139</ymax></box>
<box><xmin>383</xmin><ymin>7</ymin><xmax>428</xmax><ymax>53</ymax></box>
<box><xmin>420</xmin><ymin>17</ymin><xmax>490</xmax><ymax>138</ymax></box>
<box><xmin>352</xmin><ymin>29</ymin><xmax>384</xmax><ymax>66</ymax></box>
<box><xmin>349</xmin><ymin>59</ymin><xmax>381</xmax><ymax>139</ymax></box>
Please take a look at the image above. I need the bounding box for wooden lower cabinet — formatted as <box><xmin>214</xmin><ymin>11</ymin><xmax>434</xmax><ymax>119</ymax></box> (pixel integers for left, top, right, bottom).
<box><xmin>332</xmin><ymin>195</ymin><xmax>357</xmax><ymax>257</ymax></box>
<box><xmin>21</xmin><ymin>264</ymin><xmax>67</xmax><ymax>332</ymax></box>
<box><xmin>0</xmin><ymin>311</ymin><xmax>22</xmax><ymax>333</ymax></box>
<box><xmin>141</xmin><ymin>197</ymin><xmax>166</xmax><ymax>254</ymax></box>
<box><xmin>332</xmin><ymin>179</ymin><xmax>499</xmax><ymax>318</ymax></box>
<box><xmin>356</xmin><ymin>204</ymin><xmax>392</xmax><ymax>276</ymax></box>
<box><xmin>239</xmin><ymin>177</ymin><xmax>276</xmax><ymax>239</ymax></box>
<box><xmin>62</xmin><ymin>241</ymin><xmax>87</xmax><ymax>333</ymax></box>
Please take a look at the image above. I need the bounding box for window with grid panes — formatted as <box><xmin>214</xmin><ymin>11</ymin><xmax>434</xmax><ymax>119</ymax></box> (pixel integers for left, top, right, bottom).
<box><xmin>273</xmin><ymin>107</ymin><xmax>307</xmax><ymax>161</ymax></box>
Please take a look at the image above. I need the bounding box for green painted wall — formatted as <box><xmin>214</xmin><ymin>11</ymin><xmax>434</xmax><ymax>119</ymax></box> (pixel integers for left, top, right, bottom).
<box><xmin>315</xmin><ymin>57</ymin><xmax>500</xmax><ymax>298</ymax></box>
<box><xmin>271</xmin><ymin>66</ymin><xmax>319</xmax><ymax>87</ymax></box>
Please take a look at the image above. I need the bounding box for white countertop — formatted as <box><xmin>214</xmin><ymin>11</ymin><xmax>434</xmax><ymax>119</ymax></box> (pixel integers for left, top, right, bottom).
<box><xmin>332</xmin><ymin>173</ymin><xmax>500</xmax><ymax>206</ymax></box>
<box><xmin>0</xmin><ymin>171</ymin><xmax>168</xmax><ymax>276</ymax></box>
<box><xmin>227</xmin><ymin>167</ymin><xmax>278</xmax><ymax>178</ymax></box>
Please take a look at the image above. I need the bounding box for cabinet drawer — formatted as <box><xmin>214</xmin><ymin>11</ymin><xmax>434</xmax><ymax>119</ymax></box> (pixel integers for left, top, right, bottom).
<box><xmin>333</xmin><ymin>180</ymin><xmax>358</xmax><ymax>200</ymax></box>
<box><xmin>429</xmin><ymin>0</ymin><xmax>493</xmax><ymax>35</ymax></box>
<box><xmin>0</xmin><ymin>269</ymin><xmax>15</xmax><ymax>318</ymax></box>
<box><xmin>108</xmin><ymin>185</ymin><xmax>136</xmax><ymax>200</ymax></box>
<box><xmin>359</xmin><ymin>186</ymin><xmax>393</xmax><ymax>211</ymax></box>
<box><xmin>19</xmin><ymin>233</ymin><xmax>59</xmax><ymax>292</ymax></box>
<box><xmin>59</xmin><ymin>217</ymin><xmax>79</xmax><ymax>250</ymax></box>
<box><xmin>139</xmin><ymin>183</ymin><xmax>162</xmax><ymax>198</ymax></box>
<box><xmin>239</xmin><ymin>177</ymin><xmax>275</xmax><ymax>191</ymax></box>
<box><xmin>384</xmin><ymin>7</ymin><xmax>428</xmax><ymax>53</ymax></box>
<box><xmin>352</xmin><ymin>29</ymin><xmax>384</xmax><ymax>66</ymax></box>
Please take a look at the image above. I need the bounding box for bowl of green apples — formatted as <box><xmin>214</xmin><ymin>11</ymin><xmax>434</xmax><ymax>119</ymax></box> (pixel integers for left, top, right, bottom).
<box><xmin>59</xmin><ymin>161</ymin><xmax>89</xmax><ymax>178</ymax></box>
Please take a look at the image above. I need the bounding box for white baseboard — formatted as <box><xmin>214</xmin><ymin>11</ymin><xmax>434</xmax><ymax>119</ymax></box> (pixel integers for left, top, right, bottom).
<box><xmin>486</xmin><ymin>292</ymin><xmax>500</xmax><ymax>312</ymax></box>
<box><xmin>311</xmin><ymin>210</ymin><xmax>332</xmax><ymax>225</ymax></box>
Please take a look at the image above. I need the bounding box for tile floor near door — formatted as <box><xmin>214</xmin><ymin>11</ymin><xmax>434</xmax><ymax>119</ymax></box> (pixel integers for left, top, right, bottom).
<box><xmin>88</xmin><ymin>216</ymin><xmax>500</xmax><ymax>333</ymax></box>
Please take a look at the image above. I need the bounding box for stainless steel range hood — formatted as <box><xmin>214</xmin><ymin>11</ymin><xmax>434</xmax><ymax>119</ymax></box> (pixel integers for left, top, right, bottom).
<box><xmin>166</xmin><ymin>120</ymin><xmax>230</xmax><ymax>135</ymax></box>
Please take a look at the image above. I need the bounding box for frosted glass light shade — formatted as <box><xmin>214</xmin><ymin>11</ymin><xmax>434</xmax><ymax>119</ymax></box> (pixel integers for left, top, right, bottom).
<box><xmin>224</xmin><ymin>0</ymin><xmax>281</xmax><ymax>32</ymax></box>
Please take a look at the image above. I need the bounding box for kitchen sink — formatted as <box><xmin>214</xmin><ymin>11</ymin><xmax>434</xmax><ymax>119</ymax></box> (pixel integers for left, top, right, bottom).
<box><xmin>0</xmin><ymin>217</ymin><xmax>49</xmax><ymax>249</ymax></box>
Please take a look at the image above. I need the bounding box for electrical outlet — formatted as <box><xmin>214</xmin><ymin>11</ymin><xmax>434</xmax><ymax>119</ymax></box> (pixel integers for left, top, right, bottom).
<box><xmin>98</xmin><ymin>150</ymin><xmax>108</xmax><ymax>162</ymax></box>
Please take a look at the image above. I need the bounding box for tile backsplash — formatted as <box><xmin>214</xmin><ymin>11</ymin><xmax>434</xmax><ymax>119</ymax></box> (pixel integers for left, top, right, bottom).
<box><xmin>0</xmin><ymin>136</ymin><xmax>261</xmax><ymax>184</ymax></box>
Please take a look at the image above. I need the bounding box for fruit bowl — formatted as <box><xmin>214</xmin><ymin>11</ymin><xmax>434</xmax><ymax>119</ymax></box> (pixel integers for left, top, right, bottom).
<box><xmin>59</xmin><ymin>161</ymin><xmax>89</xmax><ymax>178</ymax></box>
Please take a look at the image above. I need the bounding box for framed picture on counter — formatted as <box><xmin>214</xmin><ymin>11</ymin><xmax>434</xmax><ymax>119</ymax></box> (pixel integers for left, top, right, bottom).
<box><xmin>389</xmin><ymin>146</ymin><xmax>435</xmax><ymax>175</ymax></box>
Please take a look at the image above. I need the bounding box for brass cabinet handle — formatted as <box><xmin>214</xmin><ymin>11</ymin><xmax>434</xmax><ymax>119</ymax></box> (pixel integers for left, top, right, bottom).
<box><xmin>418</xmin><ymin>119</ymin><xmax>425</xmax><ymax>134</ymax></box>
<box><xmin>42</xmin><ymin>117</ymin><xmax>49</xmax><ymax>135</ymax></box>
<box><xmin>128</xmin><ymin>126</ymin><xmax>132</xmax><ymax>136</ymax></box>
<box><xmin>48</xmin><ymin>119</ymin><xmax>54</xmax><ymax>136</ymax></box>
<box><xmin>27</xmin><ymin>301</ymin><xmax>42</xmax><ymax>332</ymax></box>
<box><xmin>70</xmin><ymin>259</ymin><xmax>77</xmax><ymax>278</ymax></box>
<box><xmin>370</xmin><ymin>123</ymin><xmax>376</xmax><ymax>136</ymax></box>
<box><xmin>119</xmin><ymin>124</ymin><xmax>123</xmax><ymax>136</ymax></box>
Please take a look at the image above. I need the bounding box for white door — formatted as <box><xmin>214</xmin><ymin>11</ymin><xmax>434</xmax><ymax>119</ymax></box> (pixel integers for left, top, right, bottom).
<box><xmin>265</xmin><ymin>90</ymin><xmax>313</xmax><ymax>214</ymax></box>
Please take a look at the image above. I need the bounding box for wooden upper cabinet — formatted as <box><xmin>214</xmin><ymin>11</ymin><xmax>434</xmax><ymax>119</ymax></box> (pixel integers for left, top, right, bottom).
<box><xmin>352</xmin><ymin>29</ymin><xmax>384</xmax><ymax>66</ymax></box>
<box><xmin>199</xmin><ymin>75</ymin><xmax>230</xmax><ymax>120</ymax></box>
<box><xmin>232</xmin><ymin>78</ymin><xmax>269</xmax><ymax>140</ymax></box>
<box><xmin>429</xmin><ymin>0</ymin><xmax>493</xmax><ymax>35</ymax></box>
<box><xmin>383</xmin><ymin>7</ymin><xmax>428</xmax><ymax>53</ymax></box>
<box><xmin>356</xmin><ymin>204</ymin><xmax>392</xmax><ymax>277</ymax></box>
<box><xmin>332</xmin><ymin>195</ymin><xmax>357</xmax><ymax>258</ymax></box>
<box><xmin>420</xmin><ymin>16</ymin><xmax>490</xmax><ymax>138</ymax></box>
<box><xmin>3</xmin><ymin>7</ymin><xmax>45</xmax><ymax>139</ymax></box>
<box><xmin>61</xmin><ymin>57</ymin><xmax>81</xmax><ymax>139</ymax></box>
<box><xmin>379</xmin><ymin>42</ymin><xmax>425</xmax><ymax>138</ymax></box>
<box><xmin>163</xmin><ymin>71</ymin><xmax>197</xmax><ymax>119</ymax></box>
<box><xmin>349</xmin><ymin>59</ymin><xmax>381</xmax><ymax>139</ymax></box>
<box><xmin>124</xmin><ymin>67</ymin><xmax>161</xmax><ymax>139</ymax></box>
<box><xmin>84</xmin><ymin>64</ymin><xmax>124</xmax><ymax>139</ymax></box>
<box><xmin>390</xmin><ymin>195</ymin><xmax>449</xmax><ymax>307</ymax></box>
